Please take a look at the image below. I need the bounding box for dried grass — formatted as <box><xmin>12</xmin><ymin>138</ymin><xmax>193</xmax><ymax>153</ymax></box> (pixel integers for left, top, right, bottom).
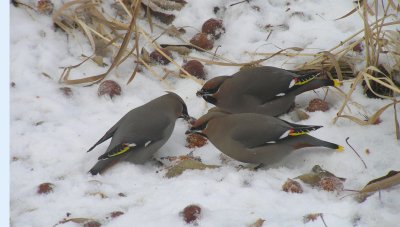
<box><xmin>53</xmin><ymin>0</ymin><xmax>207</xmax><ymax>85</ymax></box>
<box><xmin>331</xmin><ymin>1</ymin><xmax>400</xmax><ymax>139</ymax></box>
<box><xmin>249</xmin><ymin>0</ymin><xmax>400</xmax><ymax>138</ymax></box>
<box><xmin>53</xmin><ymin>0</ymin><xmax>399</xmax><ymax>137</ymax></box>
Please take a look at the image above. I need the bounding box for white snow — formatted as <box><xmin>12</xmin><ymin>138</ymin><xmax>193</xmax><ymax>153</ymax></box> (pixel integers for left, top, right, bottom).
<box><xmin>2</xmin><ymin>2</ymin><xmax>10</xmax><ymax>227</ymax></box>
<box><xmin>10</xmin><ymin>0</ymin><xmax>400</xmax><ymax>227</ymax></box>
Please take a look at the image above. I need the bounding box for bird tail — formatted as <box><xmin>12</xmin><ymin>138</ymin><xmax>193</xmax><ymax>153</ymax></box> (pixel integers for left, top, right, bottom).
<box><xmin>291</xmin><ymin>135</ymin><xmax>344</xmax><ymax>152</ymax></box>
<box><xmin>288</xmin><ymin>72</ymin><xmax>341</xmax><ymax>95</ymax></box>
<box><xmin>290</xmin><ymin>71</ymin><xmax>342</xmax><ymax>87</ymax></box>
<box><xmin>88</xmin><ymin>158</ymin><xmax>119</xmax><ymax>175</ymax></box>
<box><xmin>318</xmin><ymin>140</ymin><xmax>344</xmax><ymax>152</ymax></box>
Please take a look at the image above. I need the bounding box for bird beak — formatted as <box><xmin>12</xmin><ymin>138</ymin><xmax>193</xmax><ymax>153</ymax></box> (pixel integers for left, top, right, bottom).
<box><xmin>182</xmin><ymin>114</ymin><xmax>196</xmax><ymax>122</ymax></box>
<box><xmin>180</xmin><ymin>112</ymin><xmax>193</xmax><ymax>122</ymax></box>
<box><xmin>185</xmin><ymin>129</ymin><xmax>208</xmax><ymax>138</ymax></box>
<box><xmin>196</xmin><ymin>89</ymin><xmax>214</xmax><ymax>97</ymax></box>
<box><xmin>196</xmin><ymin>89</ymin><xmax>205</xmax><ymax>97</ymax></box>
<box><xmin>185</xmin><ymin>124</ymin><xmax>208</xmax><ymax>138</ymax></box>
<box><xmin>180</xmin><ymin>104</ymin><xmax>193</xmax><ymax>121</ymax></box>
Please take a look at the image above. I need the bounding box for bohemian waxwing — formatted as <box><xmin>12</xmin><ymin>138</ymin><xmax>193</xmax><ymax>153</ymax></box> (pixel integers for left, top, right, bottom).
<box><xmin>187</xmin><ymin>110</ymin><xmax>343</xmax><ymax>166</ymax></box>
<box><xmin>196</xmin><ymin>66</ymin><xmax>341</xmax><ymax>116</ymax></box>
<box><xmin>87</xmin><ymin>92</ymin><xmax>190</xmax><ymax>175</ymax></box>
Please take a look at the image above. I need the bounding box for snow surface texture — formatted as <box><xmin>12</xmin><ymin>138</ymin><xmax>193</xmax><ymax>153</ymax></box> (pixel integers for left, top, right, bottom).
<box><xmin>11</xmin><ymin>0</ymin><xmax>399</xmax><ymax>226</ymax></box>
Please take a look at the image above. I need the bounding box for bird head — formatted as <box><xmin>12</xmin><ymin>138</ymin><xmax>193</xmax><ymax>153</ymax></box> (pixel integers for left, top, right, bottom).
<box><xmin>165</xmin><ymin>91</ymin><xmax>192</xmax><ymax>121</ymax></box>
<box><xmin>185</xmin><ymin>108</ymin><xmax>229</xmax><ymax>137</ymax></box>
<box><xmin>179</xmin><ymin>102</ymin><xmax>192</xmax><ymax>121</ymax></box>
<box><xmin>196</xmin><ymin>76</ymin><xmax>230</xmax><ymax>105</ymax></box>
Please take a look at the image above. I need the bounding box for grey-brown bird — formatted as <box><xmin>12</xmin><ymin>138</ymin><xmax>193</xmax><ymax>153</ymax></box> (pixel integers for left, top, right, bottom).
<box><xmin>87</xmin><ymin>92</ymin><xmax>190</xmax><ymax>175</ymax></box>
<box><xmin>187</xmin><ymin>110</ymin><xmax>343</xmax><ymax>166</ymax></box>
<box><xmin>196</xmin><ymin>66</ymin><xmax>341</xmax><ymax>116</ymax></box>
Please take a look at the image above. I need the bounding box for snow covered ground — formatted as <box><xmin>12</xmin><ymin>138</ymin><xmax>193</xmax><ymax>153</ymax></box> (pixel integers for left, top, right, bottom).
<box><xmin>10</xmin><ymin>0</ymin><xmax>399</xmax><ymax>226</ymax></box>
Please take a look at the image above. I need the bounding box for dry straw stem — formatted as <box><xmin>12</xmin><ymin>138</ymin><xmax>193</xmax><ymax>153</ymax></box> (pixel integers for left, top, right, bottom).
<box><xmin>150</xmin><ymin>23</ymin><xmax>238</xmax><ymax>64</ymax></box>
<box><xmin>58</xmin><ymin>0</ymin><xmax>143</xmax><ymax>85</ymax></box>
<box><xmin>188</xmin><ymin>47</ymin><xmax>307</xmax><ymax>67</ymax></box>
<box><xmin>292</xmin><ymin>17</ymin><xmax>398</xmax><ymax>74</ymax></box>
<box><xmin>274</xmin><ymin>0</ymin><xmax>400</xmax><ymax>138</ymax></box>
<box><xmin>356</xmin><ymin>170</ymin><xmax>400</xmax><ymax>202</ymax></box>
<box><xmin>57</xmin><ymin>1</ymin><xmax>167</xmax><ymax>88</ymax></box>
<box><xmin>54</xmin><ymin>0</ymin><xmax>203</xmax><ymax>86</ymax></box>
<box><xmin>333</xmin><ymin>67</ymin><xmax>399</xmax><ymax>125</ymax></box>
<box><xmin>137</xmin><ymin>26</ymin><xmax>205</xmax><ymax>85</ymax></box>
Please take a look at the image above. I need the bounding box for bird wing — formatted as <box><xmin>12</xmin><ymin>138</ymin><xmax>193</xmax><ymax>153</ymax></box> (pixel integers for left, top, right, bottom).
<box><xmin>97</xmin><ymin>142</ymin><xmax>140</xmax><ymax>160</ymax></box>
<box><xmin>229</xmin><ymin>116</ymin><xmax>322</xmax><ymax>149</ymax></box>
<box><xmin>87</xmin><ymin>121</ymin><xmax>121</xmax><ymax>152</ymax></box>
<box><xmin>229</xmin><ymin>116</ymin><xmax>290</xmax><ymax>148</ymax></box>
<box><xmin>236</xmin><ymin>67</ymin><xmax>296</xmax><ymax>103</ymax></box>
<box><xmin>102</xmin><ymin>114</ymin><xmax>173</xmax><ymax>157</ymax></box>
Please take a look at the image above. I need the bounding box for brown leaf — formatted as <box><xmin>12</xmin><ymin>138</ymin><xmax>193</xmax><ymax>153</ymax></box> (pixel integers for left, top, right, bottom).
<box><xmin>161</xmin><ymin>45</ymin><xmax>192</xmax><ymax>55</ymax></box>
<box><xmin>109</xmin><ymin>211</ymin><xmax>124</xmax><ymax>219</ymax></box>
<box><xmin>190</xmin><ymin>33</ymin><xmax>214</xmax><ymax>51</ymax></box>
<box><xmin>248</xmin><ymin>218</ymin><xmax>266</xmax><ymax>227</ymax></box>
<box><xmin>37</xmin><ymin>182</ymin><xmax>54</xmax><ymax>194</ymax></box>
<box><xmin>295</xmin><ymin>165</ymin><xmax>345</xmax><ymax>191</ymax></box>
<box><xmin>180</xmin><ymin>204</ymin><xmax>201</xmax><ymax>224</ymax></box>
<box><xmin>202</xmin><ymin>18</ymin><xmax>225</xmax><ymax>39</ymax></box>
<box><xmin>181</xmin><ymin>60</ymin><xmax>206</xmax><ymax>80</ymax></box>
<box><xmin>357</xmin><ymin>170</ymin><xmax>400</xmax><ymax>202</ymax></box>
<box><xmin>86</xmin><ymin>191</ymin><xmax>108</xmax><ymax>199</ymax></box>
<box><xmin>306</xmin><ymin>98</ymin><xmax>330</xmax><ymax>112</ymax></box>
<box><xmin>318</xmin><ymin>176</ymin><xmax>344</xmax><ymax>192</ymax></box>
<box><xmin>97</xmin><ymin>80</ymin><xmax>122</xmax><ymax>99</ymax></box>
<box><xmin>59</xmin><ymin>87</ymin><xmax>73</xmax><ymax>97</ymax></box>
<box><xmin>37</xmin><ymin>0</ymin><xmax>54</xmax><ymax>15</ymax></box>
<box><xmin>83</xmin><ymin>221</ymin><xmax>101</xmax><ymax>227</ymax></box>
<box><xmin>160</xmin><ymin>153</ymin><xmax>202</xmax><ymax>163</ymax></box>
<box><xmin>295</xmin><ymin>173</ymin><xmax>321</xmax><ymax>186</ymax></box>
<box><xmin>118</xmin><ymin>192</ymin><xmax>127</xmax><ymax>197</ymax></box>
<box><xmin>311</xmin><ymin>165</ymin><xmax>346</xmax><ymax>181</ymax></box>
<box><xmin>150</xmin><ymin>0</ymin><xmax>186</xmax><ymax>11</ymax></box>
<box><xmin>282</xmin><ymin>178</ymin><xmax>303</xmax><ymax>193</ymax></box>
<box><xmin>150</xmin><ymin>48</ymin><xmax>173</xmax><ymax>65</ymax></box>
<box><xmin>140</xmin><ymin>48</ymin><xmax>152</xmax><ymax>64</ymax></box>
<box><xmin>296</xmin><ymin>109</ymin><xmax>310</xmax><ymax>120</ymax></box>
<box><xmin>165</xmin><ymin>159</ymin><xmax>219</xmax><ymax>178</ymax></box>
<box><xmin>53</xmin><ymin>218</ymin><xmax>100</xmax><ymax>227</ymax></box>
<box><xmin>141</xmin><ymin>3</ymin><xmax>176</xmax><ymax>24</ymax></box>
<box><xmin>185</xmin><ymin>133</ymin><xmax>208</xmax><ymax>148</ymax></box>
<box><xmin>303</xmin><ymin>213</ymin><xmax>321</xmax><ymax>223</ymax></box>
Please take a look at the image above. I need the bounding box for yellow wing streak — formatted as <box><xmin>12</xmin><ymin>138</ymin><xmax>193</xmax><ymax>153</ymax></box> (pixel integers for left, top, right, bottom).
<box><xmin>294</xmin><ymin>74</ymin><xmax>317</xmax><ymax>85</ymax></box>
<box><xmin>109</xmin><ymin>145</ymin><xmax>130</xmax><ymax>157</ymax></box>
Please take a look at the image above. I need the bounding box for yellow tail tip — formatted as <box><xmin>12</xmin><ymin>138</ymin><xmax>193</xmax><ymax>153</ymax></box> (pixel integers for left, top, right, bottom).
<box><xmin>336</xmin><ymin>145</ymin><xmax>344</xmax><ymax>152</ymax></box>
<box><xmin>333</xmin><ymin>79</ymin><xmax>342</xmax><ymax>87</ymax></box>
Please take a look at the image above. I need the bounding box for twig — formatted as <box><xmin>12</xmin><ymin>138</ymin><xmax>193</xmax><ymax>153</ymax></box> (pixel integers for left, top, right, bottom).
<box><xmin>212</xmin><ymin>45</ymin><xmax>221</xmax><ymax>62</ymax></box>
<box><xmin>319</xmin><ymin>214</ymin><xmax>328</xmax><ymax>227</ymax></box>
<box><xmin>230</xmin><ymin>0</ymin><xmax>250</xmax><ymax>7</ymax></box>
<box><xmin>266</xmin><ymin>30</ymin><xmax>273</xmax><ymax>41</ymax></box>
<box><xmin>343</xmin><ymin>189</ymin><xmax>361</xmax><ymax>192</ymax></box>
<box><xmin>394</xmin><ymin>100</ymin><xmax>399</xmax><ymax>140</ymax></box>
<box><xmin>339</xmin><ymin>192</ymin><xmax>360</xmax><ymax>200</ymax></box>
<box><xmin>11</xmin><ymin>0</ymin><xmax>37</xmax><ymax>11</ymax></box>
<box><xmin>345</xmin><ymin>137</ymin><xmax>368</xmax><ymax>169</ymax></box>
